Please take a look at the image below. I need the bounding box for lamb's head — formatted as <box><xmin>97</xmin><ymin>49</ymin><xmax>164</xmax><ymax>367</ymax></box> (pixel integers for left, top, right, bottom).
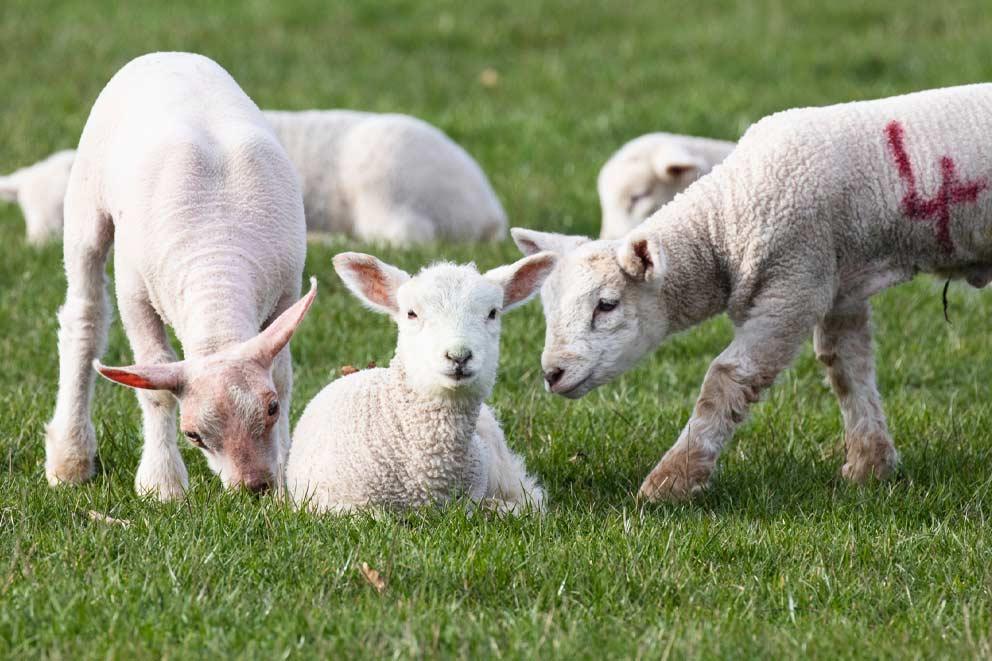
<box><xmin>94</xmin><ymin>280</ymin><xmax>318</xmax><ymax>494</ymax></box>
<box><xmin>513</xmin><ymin>227</ymin><xmax>668</xmax><ymax>399</ymax></box>
<box><xmin>334</xmin><ymin>251</ymin><xmax>557</xmax><ymax>399</ymax></box>
<box><xmin>598</xmin><ymin>136</ymin><xmax>705</xmax><ymax>239</ymax></box>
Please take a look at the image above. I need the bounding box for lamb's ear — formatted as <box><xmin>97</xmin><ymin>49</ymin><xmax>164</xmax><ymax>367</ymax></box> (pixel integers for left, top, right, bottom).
<box><xmin>94</xmin><ymin>359</ymin><xmax>185</xmax><ymax>392</ymax></box>
<box><xmin>485</xmin><ymin>251</ymin><xmax>558</xmax><ymax>312</ymax></box>
<box><xmin>240</xmin><ymin>277</ymin><xmax>318</xmax><ymax>366</ymax></box>
<box><xmin>333</xmin><ymin>252</ymin><xmax>410</xmax><ymax>315</ymax></box>
<box><xmin>617</xmin><ymin>235</ymin><xmax>666</xmax><ymax>281</ymax></box>
<box><xmin>651</xmin><ymin>143</ymin><xmax>703</xmax><ymax>183</ymax></box>
<box><xmin>511</xmin><ymin>227</ymin><xmax>590</xmax><ymax>257</ymax></box>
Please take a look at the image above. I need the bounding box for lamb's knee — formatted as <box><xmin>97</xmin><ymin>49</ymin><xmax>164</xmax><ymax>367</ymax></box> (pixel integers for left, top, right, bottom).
<box><xmin>695</xmin><ymin>362</ymin><xmax>765</xmax><ymax>424</ymax></box>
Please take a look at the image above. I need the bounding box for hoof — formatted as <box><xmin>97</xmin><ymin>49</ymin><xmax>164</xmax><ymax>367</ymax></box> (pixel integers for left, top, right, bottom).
<box><xmin>637</xmin><ymin>445</ymin><xmax>715</xmax><ymax>503</ymax></box>
<box><xmin>842</xmin><ymin>433</ymin><xmax>899</xmax><ymax>484</ymax></box>
<box><xmin>135</xmin><ymin>459</ymin><xmax>189</xmax><ymax>502</ymax></box>
<box><xmin>44</xmin><ymin>422</ymin><xmax>96</xmax><ymax>486</ymax></box>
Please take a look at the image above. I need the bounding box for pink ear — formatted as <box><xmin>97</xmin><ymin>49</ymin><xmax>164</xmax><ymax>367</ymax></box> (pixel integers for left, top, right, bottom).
<box><xmin>484</xmin><ymin>251</ymin><xmax>558</xmax><ymax>312</ymax></box>
<box><xmin>243</xmin><ymin>277</ymin><xmax>318</xmax><ymax>365</ymax></box>
<box><xmin>94</xmin><ymin>360</ymin><xmax>184</xmax><ymax>392</ymax></box>
<box><xmin>332</xmin><ymin>252</ymin><xmax>410</xmax><ymax>315</ymax></box>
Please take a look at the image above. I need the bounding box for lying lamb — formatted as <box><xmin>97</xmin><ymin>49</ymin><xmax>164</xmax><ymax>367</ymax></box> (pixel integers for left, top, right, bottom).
<box><xmin>0</xmin><ymin>150</ymin><xmax>75</xmax><ymax>246</ymax></box>
<box><xmin>286</xmin><ymin>251</ymin><xmax>556</xmax><ymax>514</ymax></box>
<box><xmin>4</xmin><ymin>111</ymin><xmax>507</xmax><ymax>246</ymax></box>
<box><xmin>46</xmin><ymin>52</ymin><xmax>314</xmax><ymax>500</ymax></box>
<box><xmin>265</xmin><ymin>110</ymin><xmax>507</xmax><ymax>244</ymax></box>
<box><xmin>514</xmin><ymin>83</ymin><xmax>992</xmax><ymax>501</ymax></box>
<box><xmin>598</xmin><ymin>133</ymin><xmax>734</xmax><ymax>239</ymax></box>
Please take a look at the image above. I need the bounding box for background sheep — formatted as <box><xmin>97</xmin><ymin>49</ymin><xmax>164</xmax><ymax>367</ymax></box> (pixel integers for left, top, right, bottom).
<box><xmin>287</xmin><ymin>251</ymin><xmax>556</xmax><ymax>513</ymax></box>
<box><xmin>4</xmin><ymin>110</ymin><xmax>507</xmax><ymax>246</ymax></box>
<box><xmin>598</xmin><ymin>133</ymin><xmax>735</xmax><ymax>239</ymax></box>
<box><xmin>47</xmin><ymin>52</ymin><xmax>314</xmax><ymax>500</ymax></box>
<box><xmin>515</xmin><ymin>83</ymin><xmax>992</xmax><ymax>501</ymax></box>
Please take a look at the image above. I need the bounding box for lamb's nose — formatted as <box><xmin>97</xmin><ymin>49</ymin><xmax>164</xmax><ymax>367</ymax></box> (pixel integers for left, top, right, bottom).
<box><xmin>445</xmin><ymin>349</ymin><xmax>473</xmax><ymax>366</ymax></box>
<box><xmin>244</xmin><ymin>477</ymin><xmax>271</xmax><ymax>495</ymax></box>
<box><xmin>544</xmin><ymin>367</ymin><xmax>565</xmax><ymax>388</ymax></box>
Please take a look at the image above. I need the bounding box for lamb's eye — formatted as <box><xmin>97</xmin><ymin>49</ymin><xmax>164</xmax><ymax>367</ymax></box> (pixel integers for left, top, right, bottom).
<box><xmin>184</xmin><ymin>431</ymin><xmax>205</xmax><ymax>448</ymax></box>
<box><xmin>596</xmin><ymin>299</ymin><xmax>618</xmax><ymax>313</ymax></box>
<box><xmin>488</xmin><ymin>308</ymin><xmax>497</xmax><ymax>320</ymax></box>
<box><xmin>407</xmin><ymin>310</ymin><xmax>418</xmax><ymax>320</ymax></box>
<box><xmin>267</xmin><ymin>401</ymin><xmax>279</xmax><ymax>417</ymax></box>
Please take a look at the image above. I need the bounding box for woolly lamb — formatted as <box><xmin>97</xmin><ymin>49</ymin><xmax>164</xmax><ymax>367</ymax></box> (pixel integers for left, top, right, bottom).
<box><xmin>286</xmin><ymin>251</ymin><xmax>556</xmax><ymax>513</ymax></box>
<box><xmin>46</xmin><ymin>52</ymin><xmax>314</xmax><ymax>500</ymax></box>
<box><xmin>4</xmin><ymin>111</ymin><xmax>507</xmax><ymax>246</ymax></box>
<box><xmin>514</xmin><ymin>84</ymin><xmax>992</xmax><ymax>501</ymax></box>
<box><xmin>0</xmin><ymin>150</ymin><xmax>74</xmax><ymax>245</ymax></box>
<box><xmin>262</xmin><ymin>110</ymin><xmax>507</xmax><ymax>244</ymax></box>
<box><xmin>598</xmin><ymin>133</ymin><xmax>734</xmax><ymax>239</ymax></box>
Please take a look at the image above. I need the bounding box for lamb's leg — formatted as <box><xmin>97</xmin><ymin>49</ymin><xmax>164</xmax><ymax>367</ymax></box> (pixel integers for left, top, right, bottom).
<box><xmin>639</xmin><ymin>311</ymin><xmax>816</xmax><ymax>502</ymax></box>
<box><xmin>814</xmin><ymin>301</ymin><xmax>898</xmax><ymax>482</ymax></box>
<box><xmin>476</xmin><ymin>406</ymin><xmax>545</xmax><ymax>513</ymax></box>
<box><xmin>45</xmin><ymin>208</ymin><xmax>113</xmax><ymax>485</ymax></box>
<box><xmin>117</xmin><ymin>289</ymin><xmax>188</xmax><ymax>500</ymax></box>
<box><xmin>270</xmin><ymin>345</ymin><xmax>293</xmax><ymax>492</ymax></box>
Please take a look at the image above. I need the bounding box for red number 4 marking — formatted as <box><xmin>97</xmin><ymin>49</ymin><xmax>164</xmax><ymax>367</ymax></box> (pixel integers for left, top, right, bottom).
<box><xmin>885</xmin><ymin>121</ymin><xmax>988</xmax><ymax>253</ymax></box>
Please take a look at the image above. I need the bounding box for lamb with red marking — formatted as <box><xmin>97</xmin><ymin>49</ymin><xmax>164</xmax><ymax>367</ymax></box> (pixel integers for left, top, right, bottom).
<box><xmin>512</xmin><ymin>83</ymin><xmax>992</xmax><ymax>500</ymax></box>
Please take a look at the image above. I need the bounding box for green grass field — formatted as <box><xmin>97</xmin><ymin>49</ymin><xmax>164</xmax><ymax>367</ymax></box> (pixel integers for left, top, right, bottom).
<box><xmin>3</xmin><ymin>1</ymin><xmax>992</xmax><ymax>657</ymax></box>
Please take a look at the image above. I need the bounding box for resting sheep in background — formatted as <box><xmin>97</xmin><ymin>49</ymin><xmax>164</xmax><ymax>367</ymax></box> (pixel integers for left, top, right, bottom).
<box><xmin>46</xmin><ymin>52</ymin><xmax>315</xmax><ymax>500</ymax></box>
<box><xmin>3</xmin><ymin>111</ymin><xmax>507</xmax><ymax>246</ymax></box>
<box><xmin>514</xmin><ymin>84</ymin><xmax>992</xmax><ymax>501</ymax></box>
<box><xmin>597</xmin><ymin>133</ymin><xmax>735</xmax><ymax>239</ymax></box>
<box><xmin>286</xmin><ymin>251</ymin><xmax>556</xmax><ymax>514</ymax></box>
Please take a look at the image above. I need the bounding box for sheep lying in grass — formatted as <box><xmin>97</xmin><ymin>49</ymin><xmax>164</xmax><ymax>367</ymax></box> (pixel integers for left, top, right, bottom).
<box><xmin>0</xmin><ymin>150</ymin><xmax>74</xmax><ymax>246</ymax></box>
<box><xmin>286</xmin><ymin>251</ymin><xmax>556</xmax><ymax>514</ymax></box>
<box><xmin>598</xmin><ymin>133</ymin><xmax>734</xmax><ymax>239</ymax></box>
<box><xmin>514</xmin><ymin>84</ymin><xmax>992</xmax><ymax>501</ymax></box>
<box><xmin>46</xmin><ymin>52</ymin><xmax>315</xmax><ymax>500</ymax></box>
<box><xmin>265</xmin><ymin>110</ymin><xmax>507</xmax><ymax>244</ymax></box>
<box><xmin>5</xmin><ymin>111</ymin><xmax>507</xmax><ymax>246</ymax></box>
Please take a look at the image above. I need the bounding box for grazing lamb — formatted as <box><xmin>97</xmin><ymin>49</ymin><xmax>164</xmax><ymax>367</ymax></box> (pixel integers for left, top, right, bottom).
<box><xmin>286</xmin><ymin>251</ymin><xmax>556</xmax><ymax>514</ymax></box>
<box><xmin>46</xmin><ymin>52</ymin><xmax>314</xmax><ymax>500</ymax></box>
<box><xmin>598</xmin><ymin>133</ymin><xmax>734</xmax><ymax>239</ymax></box>
<box><xmin>514</xmin><ymin>84</ymin><xmax>992</xmax><ymax>501</ymax></box>
<box><xmin>4</xmin><ymin>111</ymin><xmax>507</xmax><ymax>246</ymax></box>
<box><xmin>0</xmin><ymin>150</ymin><xmax>75</xmax><ymax>245</ymax></box>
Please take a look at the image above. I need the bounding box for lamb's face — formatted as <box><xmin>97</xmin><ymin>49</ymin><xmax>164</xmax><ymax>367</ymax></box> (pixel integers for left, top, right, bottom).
<box><xmin>333</xmin><ymin>251</ymin><xmax>558</xmax><ymax>401</ymax></box>
<box><xmin>512</xmin><ymin>228</ymin><xmax>668</xmax><ymax>399</ymax></box>
<box><xmin>598</xmin><ymin>136</ymin><xmax>704</xmax><ymax>239</ymax></box>
<box><xmin>176</xmin><ymin>357</ymin><xmax>282</xmax><ymax>492</ymax></box>
<box><xmin>395</xmin><ymin>266</ymin><xmax>504</xmax><ymax>398</ymax></box>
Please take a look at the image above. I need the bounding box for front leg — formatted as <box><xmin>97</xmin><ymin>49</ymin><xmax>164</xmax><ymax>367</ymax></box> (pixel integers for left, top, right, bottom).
<box><xmin>814</xmin><ymin>301</ymin><xmax>898</xmax><ymax>482</ymax></box>
<box><xmin>270</xmin><ymin>345</ymin><xmax>294</xmax><ymax>491</ymax></box>
<box><xmin>639</xmin><ymin>312</ymin><xmax>817</xmax><ymax>502</ymax></box>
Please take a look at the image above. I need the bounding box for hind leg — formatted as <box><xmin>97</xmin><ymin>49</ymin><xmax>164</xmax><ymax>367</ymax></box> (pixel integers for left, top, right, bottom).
<box><xmin>117</xmin><ymin>284</ymin><xmax>188</xmax><ymax>500</ymax></box>
<box><xmin>45</xmin><ymin>202</ymin><xmax>113</xmax><ymax>485</ymax></box>
<box><xmin>476</xmin><ymin>406</ymin><xmax>545</xmax><ymax>514</ymax></box>
<box><xmin>814</xmin><ymin>301</ymin><xmax>898</xmax><ymax>482</ymax></box>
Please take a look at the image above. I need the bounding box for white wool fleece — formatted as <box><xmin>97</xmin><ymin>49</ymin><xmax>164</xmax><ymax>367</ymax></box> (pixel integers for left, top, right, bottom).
<box><xmin>287</xmin><ymin>252</ymin><xmax>556</xmax><ymax>514</ymax></box>
<box><xmin>264</xmin><ymin>110</ymin><xmax>507</xmax><ymax>244</ymax></box>
<box><xmin>46</xmin><ymin>52</ymin><xmax>312</xmax><ymax>501</ymax></box>
<box><xmin>598</xmin><ymin>133</ymin><xmax>735</xmax><ymax>239</ymax></box>
<box><xmin>6</xmin><ymin>111</ymin><xmax>507</xmax><ymax>247</ymax></box>
<box><xmin>517</xmin><ymin>84</ymin><xmax>992</xmax><ymax>501</ymax></box>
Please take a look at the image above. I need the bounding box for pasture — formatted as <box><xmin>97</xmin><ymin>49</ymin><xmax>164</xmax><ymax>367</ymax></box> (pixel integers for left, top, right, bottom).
<box><xmin>2</xmin><ymin>0</ymin><xmax>992</xmax><ymax>657</ymax></box>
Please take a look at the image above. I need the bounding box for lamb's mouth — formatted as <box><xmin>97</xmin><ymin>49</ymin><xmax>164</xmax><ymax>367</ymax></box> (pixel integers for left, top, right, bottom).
<box><xmin>446</xmin><ymin>368</ymin><xmax>476</xmax><ymax>383</ymax></box>
<box><xmin>555</xmin><ymin>374</ymin><xmax>592</xmax><ymax>399</ymax></box>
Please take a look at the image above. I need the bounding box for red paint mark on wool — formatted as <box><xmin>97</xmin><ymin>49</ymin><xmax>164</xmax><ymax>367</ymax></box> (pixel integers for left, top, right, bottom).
<box><xmin>885</xmin><ymin>120</ymin><xmax>988</xmax><ymax>253</ymax></box>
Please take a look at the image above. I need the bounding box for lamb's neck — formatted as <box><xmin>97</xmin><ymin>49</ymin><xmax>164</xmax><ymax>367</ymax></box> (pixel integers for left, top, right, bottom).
<box><xmin>388</xmin><ymin>357</ymin><xmax>484</xmax><ymax>449</ymax></box>
<box><xmin>651</xmin><ymin>190</ymin><xmax>731</xmax><ymax>334</ymax></box>
<box><xmin>171</xmin><ymin>257</ymin><xmax>266</xmax><ymax>358</ymax></box>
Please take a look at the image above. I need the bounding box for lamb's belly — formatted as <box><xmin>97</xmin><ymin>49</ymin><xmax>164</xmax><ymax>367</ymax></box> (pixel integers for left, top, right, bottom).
<box><xmin>836</xmin><ymin>262</ymin><xmax>915</xmax><ymax>309</ymax></box>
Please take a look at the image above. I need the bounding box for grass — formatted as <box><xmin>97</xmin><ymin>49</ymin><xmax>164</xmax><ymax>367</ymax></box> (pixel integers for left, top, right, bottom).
<box><xmin>2</xmin><ymin>0</ymin><xmax>992</xmax><ymax>657</ymax></box>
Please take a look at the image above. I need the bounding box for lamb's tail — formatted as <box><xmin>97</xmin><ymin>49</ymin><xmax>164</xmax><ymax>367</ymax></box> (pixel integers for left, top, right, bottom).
<box><xmin>0</xmin><ymin>172</ymin><xmax>19</xmax><ymax>202</ymax></box>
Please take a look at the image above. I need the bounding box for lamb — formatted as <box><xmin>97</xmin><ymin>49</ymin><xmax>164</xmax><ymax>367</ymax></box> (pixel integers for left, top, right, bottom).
<box><xmin>0</xmin><ymin>150</ymin><xmax>75</xmax><ymax>245</ymax></box>
<box><xmin>286</xmin><ymin>250</ymin><xmax>556</xmax><ymax>514</ymax></box>
<box><xmin>264</xmin><ymin>110</ymin><xmax>507</xmax><ymax>244</ymax></box>
<box><xmin>513</xmin><ymin>84</ymin><xmax>992</xmax><ymax>501</ymax></box>
<box><xmin>598</xmin><ymin>133</ymin><xmax>734</xmax><ymax>239</ymax></box>
<box><xmin>46</xmin><ymin>52</ymin><xmax>315</xmax><ymax>500</ymax></box>
<box><xmin>4</xmin><ymin>111</ymin><xmax>507</xmax><ymax>246</ymax></box>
